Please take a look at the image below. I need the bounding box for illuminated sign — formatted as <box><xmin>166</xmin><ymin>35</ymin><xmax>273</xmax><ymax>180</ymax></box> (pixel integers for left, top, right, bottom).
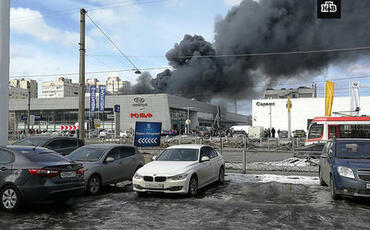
<box><xmin>130</xmin><ymin>113</ymin><xmax>153</xmax><ymax>118</ymax></box>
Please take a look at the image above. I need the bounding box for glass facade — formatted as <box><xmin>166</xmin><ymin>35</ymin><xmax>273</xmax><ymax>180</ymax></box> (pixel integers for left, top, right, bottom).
<box><xmin>12</xmin><ymin>109</ymin><xmax>114</xmax><ymax>131</ymax></box>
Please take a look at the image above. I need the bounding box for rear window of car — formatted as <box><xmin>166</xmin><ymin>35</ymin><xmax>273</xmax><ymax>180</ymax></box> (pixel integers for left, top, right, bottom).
<box><xmin>21</xmin><ymin>152</ymin><xmax>68</xmax><ymax>162</ymax></box>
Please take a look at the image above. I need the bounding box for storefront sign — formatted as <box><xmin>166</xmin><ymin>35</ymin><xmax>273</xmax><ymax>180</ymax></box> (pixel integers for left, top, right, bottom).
<box><xmin>99</xmin><ymin>85</ymin><xmax>106</xmax><ymax>112</ymax></box>
<box><xmin>130</xmin><ymin>113</ymin><xmax>153</xmax><ymax>118</ymax></box>
<box><xmin>132</xmin><ymin>97</ymin><xmax>148</xmax><ymax>107</ymax></box>
<box><xmin>90</xmin><ymin>86</ymin><xmax>96</xmax><ymax>112</ymax></box>
<box><xmin>114</xmin><ymin>104</ymin><xmax>121</xmax><ymax>113</ymax></box>
<box><xmin>256</xmin><ymin>102</ymin><xmax>275</xmax><ymax>107</ymax></box>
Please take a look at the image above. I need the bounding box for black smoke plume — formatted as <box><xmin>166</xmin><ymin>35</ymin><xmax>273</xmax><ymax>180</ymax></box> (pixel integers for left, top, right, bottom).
<box><xmin>131</xmin><ymin>0</ymin><xmax>370</xmax><ymax>100</ymax></box>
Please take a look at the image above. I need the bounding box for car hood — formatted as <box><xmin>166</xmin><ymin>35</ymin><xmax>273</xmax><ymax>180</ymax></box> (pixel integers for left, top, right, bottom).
<box><xmin>335</xmin><ymin>158</ymin><xmax>370</xmax><ymax>169</ymax></box>
<box><xmin>138</xmin><ymin>161</ymin><xmax>197</xmax><ymax>176</ymax></box>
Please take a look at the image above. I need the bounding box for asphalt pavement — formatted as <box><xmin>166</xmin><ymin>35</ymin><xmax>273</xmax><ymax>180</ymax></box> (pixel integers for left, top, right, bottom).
<box><xmin>2</xmin><ymin>174</ymin><xmax>370</xmax><ymax>229</ymax></box>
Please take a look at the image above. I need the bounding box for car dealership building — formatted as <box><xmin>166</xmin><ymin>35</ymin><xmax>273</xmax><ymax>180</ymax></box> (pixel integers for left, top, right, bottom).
<box><xmin>9</xmin><ymin>94</ymin><xmax>249</xmax><ymax>132</ymax></box>
<box><xmin>252</xmin><ymin>96</ymin><xmax>370</xmax><ymax>132</ymax></box>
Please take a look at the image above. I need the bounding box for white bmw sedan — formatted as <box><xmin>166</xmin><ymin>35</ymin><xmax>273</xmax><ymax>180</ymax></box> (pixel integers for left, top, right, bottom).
<box><xmin>133</xmin><ymin>144</ymin><xmax>225</xmax><ymax>196</ymax></box>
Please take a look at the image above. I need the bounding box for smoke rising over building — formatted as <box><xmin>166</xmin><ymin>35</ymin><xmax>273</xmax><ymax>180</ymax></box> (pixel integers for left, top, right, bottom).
<box><xmin>128</xmin><ymin>0</ymin><xmax>370</xmax><ymax>102</ymax></box>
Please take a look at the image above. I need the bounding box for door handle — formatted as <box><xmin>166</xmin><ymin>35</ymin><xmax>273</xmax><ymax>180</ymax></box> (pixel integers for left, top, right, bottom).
<box><xmin>0</xmin><ymin>167</ymin><xmax>8</xmax><ymax>172</ymax></box>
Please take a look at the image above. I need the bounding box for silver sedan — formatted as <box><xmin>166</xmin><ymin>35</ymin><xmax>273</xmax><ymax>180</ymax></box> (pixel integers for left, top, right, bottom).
<box><xmin>67</xmin><ymin>144</ymin><xmax>145</xmax><ymax>194</ymax></box>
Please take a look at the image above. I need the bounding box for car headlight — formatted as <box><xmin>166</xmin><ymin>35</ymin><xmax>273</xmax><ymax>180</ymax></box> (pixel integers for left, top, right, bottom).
<box><xmin>168</xmin><ymin>173</ymin><xmax>188</xmax><ymax>181</ymax></box>
<box><xmin>337</xmin><ymin>166</ymin><xmax>355</xmax><ymax>179</ymax></box>
<box><xmin>134</xmin><ymin>173</ymin><xmax>143</xmax><ymax>180</ymax></box>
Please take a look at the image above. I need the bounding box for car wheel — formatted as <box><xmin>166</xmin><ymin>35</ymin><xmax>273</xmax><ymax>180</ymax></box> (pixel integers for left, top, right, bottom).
<box><xmin>330</xmin><ymin>176</ymin><xmax>341</xmax><ymax>200</ymax></box>
<box><xmin>188</xmin><ymin>175</ymin><xmax>198</xmax><ymax>197</ymax></box>
<box><xmin>1</xmin><ymin>185</ymin><xmax>21</xmax><ymax>212</ymax></box>
<box><xmin>319</xmin><ymin>167</ymin><xmax>327</xmax><ymax>186</ymax></box>
<box><xmin>218</xmin><ymin>167</ymin><xmax>225</xmax><ymax>184</ymax></box>
<box><xmin>88</xmin><ymin>175</ymin><xmax>102</xmax><ymax>195</ymax></box>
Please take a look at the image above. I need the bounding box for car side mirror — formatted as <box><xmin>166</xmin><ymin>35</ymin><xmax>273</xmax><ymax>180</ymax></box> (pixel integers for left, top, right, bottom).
<box><xmin>105</xmin><ymin>157</ymin><xmax>115</xmax><ymax>163</ymax></box>
<box><xmin>201</xmin><ymin>156</ymin><xmax>210</xmax><ymax>162</ymax></box>
<box><xmin>152</xmin><ymin>156</ymin><xmax>157</xmax><ymax>161</ymax></box>
<box><xmin>328</xmin><ymin>149</ymin><xmax>333</xmax><ymax>159</ymax></box>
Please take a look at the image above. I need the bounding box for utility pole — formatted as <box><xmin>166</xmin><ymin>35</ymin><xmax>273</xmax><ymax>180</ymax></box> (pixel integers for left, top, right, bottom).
<box><xmin>27</xmin><ymin>81</ymin><xmax>31</xmax><ymax>135</ymax></box>
<box><xmin>78</xmin><ymin>8</ymin><xmax>87</xmax><ymax>141</ymax></box>
<box><xmin>0</xmin><ymin>0</ymin><xmax>10</xmax><ymax>146</ymax></box>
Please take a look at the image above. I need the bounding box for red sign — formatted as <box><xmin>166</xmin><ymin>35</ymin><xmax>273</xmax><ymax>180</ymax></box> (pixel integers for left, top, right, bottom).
<box><xmin>61</xmin><ymin>125</ymin><xmax>78</xmax><ymax>130</ymax></box>
<box><xmin>130</xmin><ymin>113</ymin><xmax>152</xmax><ymax>118</ymax></box>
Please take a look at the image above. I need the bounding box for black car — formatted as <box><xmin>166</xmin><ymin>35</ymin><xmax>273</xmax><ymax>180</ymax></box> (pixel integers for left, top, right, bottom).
<box><xmin>0</xmin><ymin>146</ymin><xmax>85</xmax><ymax>212</ymax></box>
<box><xmin>13</xmin><ymin>136</ymin><xmax>84</xmax><ymax>155</ymax></box>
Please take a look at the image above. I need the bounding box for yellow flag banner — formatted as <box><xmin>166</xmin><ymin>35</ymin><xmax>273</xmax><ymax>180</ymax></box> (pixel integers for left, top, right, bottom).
<box><xmin>325</xmin><ymin>81</ymin><xmax>334</xmax><ymax>116</ymax></box>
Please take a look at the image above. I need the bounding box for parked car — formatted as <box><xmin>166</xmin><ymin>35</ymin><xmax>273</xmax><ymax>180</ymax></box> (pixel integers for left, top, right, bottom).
<box><xmin>120</xmin><ymin>130</ymin><xmax>130</xmax><ymax>138</ymax></box>
<box><xmin>66</xmin><ymin>144</ymin><xmax>145</xmax><ymax>194</ymax></box>
<box><xmin>233</xmin><ymin>130</ymin><xmax>247</xmax><ymax>137</ymax></box>
<box><xmin>133</xmin><ymin>144</ymin><xmax>225</xmax><ymax>197</ymax></box>
<box><xmin>293</xmin><ymin>130</ymin><xmax>306</xmax><ymax>138</ymax></box>
<box><xmin>99</xmin><ymin>129</ymin><xmax>114</xmax><ymax>138</ymax></box>
<box><xmin>13</xmin><ymin>136</ymin><xmax>84</xmax><ymax>156</ymax></box>
<box><xmin>278</xmin><ymin>130</ymin><xmax>289</xmax><ymax>138</ymax></box>
<box><xmin>319</xmin><ymin>139</ymin><xmax>370</xmax><ymax>199</ymax></box>
<box><xmin>0</xmin><ymin>145</ymin><xmax>84</xmax><ymax>212</ymax></box>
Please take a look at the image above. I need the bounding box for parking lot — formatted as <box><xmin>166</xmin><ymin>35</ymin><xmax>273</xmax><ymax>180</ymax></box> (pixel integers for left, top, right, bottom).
<box><xmin>2</xmin><ymin>173</ymin><xmax>370</xmax><ymax>229</ymax></box>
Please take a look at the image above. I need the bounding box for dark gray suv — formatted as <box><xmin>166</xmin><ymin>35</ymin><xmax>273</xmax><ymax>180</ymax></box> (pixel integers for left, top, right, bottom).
<box><xmin>0</xmin><ymin>146</ymin><xmax>85</xmax><ymax>212</ymax></box>
<box><xmin>14</xmin><ymin>136</ymin><xmax>84</xmax><ymax>155</ymax></box>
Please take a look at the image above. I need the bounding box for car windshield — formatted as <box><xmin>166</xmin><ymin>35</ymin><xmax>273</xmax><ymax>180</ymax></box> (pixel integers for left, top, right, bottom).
<box><xmin>156</xmin><ymin>149</ymin><xmax>198</xmax><ymax>161</ymax></box>
<box><xmin>336</xmin><ymin>142</ymin><xmax>370</xmax><ymax>159</ymax></box>
<box><xmin>14</xmin><ymin>137</ymin><xmax>48</xmax><ymax>147</ymax></box>
<box><xmin>67</xmin><ymin>147</ymin><xmax>106</xmax><ymax>162</ymax></box>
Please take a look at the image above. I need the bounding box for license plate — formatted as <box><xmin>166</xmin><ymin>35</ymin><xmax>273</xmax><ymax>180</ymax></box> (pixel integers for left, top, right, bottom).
<box><xmin>144</xmin><ymin>183</ymin><xmax>164</xmax><ymax>189</ymax></box>
<box><xmin>366</xmin><ymin>184</ymin><xmax>370</xmax><ymax>189</ymax></box>
<box><xmin>60</xmin><ymin>171</ymin><xmax>77</xmax><ymax>178</ymax></box>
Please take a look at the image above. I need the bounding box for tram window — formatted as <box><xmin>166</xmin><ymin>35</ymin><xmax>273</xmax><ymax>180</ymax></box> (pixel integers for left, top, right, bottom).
<box><xmin>308</xmin><ymin>124</ymin><xmax>323</xmax><ymax>139</ymax></box>
<box><xmin>328</xmin><ymin>126</ymin><xmax>337</xmax><ymax>139</ymax></box>
<box><xmin>338</xmin><ymin>125</ymin><xmax>370</xmax><ymax>138</ymax></box>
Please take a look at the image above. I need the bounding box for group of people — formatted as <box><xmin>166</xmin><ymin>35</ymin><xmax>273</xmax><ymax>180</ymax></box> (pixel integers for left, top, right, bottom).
<box><xmin>264</xmin><ymin>127</ymin><xmax>281</xmax><ymax>138</ymax></box>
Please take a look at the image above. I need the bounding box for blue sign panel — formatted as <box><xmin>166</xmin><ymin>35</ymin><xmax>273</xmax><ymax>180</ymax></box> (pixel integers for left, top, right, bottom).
<box><xmin>134</xmin><ymin>122</ymin><xmax>162</xmax><ymax>147</ymax></box>
<box><xmin>90</xmin><ymin>86</ymin><xmax>97</xmax><ymax>112</ymax></box>
<box><xmin>99</xmin><ymin>85</ymin><xmax>106</xmax><ymax>112</ymax></box>
<box><xmin>114</xmin><ymin>104</ymin><xmax>120</xmax><ymax>113</ymax></box>
<box><xmin>21</xmin><ymin>115</ymin><xmax>42</xmax><ymax>121</ymax></box>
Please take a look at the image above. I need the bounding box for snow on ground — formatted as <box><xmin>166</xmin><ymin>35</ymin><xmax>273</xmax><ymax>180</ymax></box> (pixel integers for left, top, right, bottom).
<box><xmin>227</xmin><ymin>173</ymin><xmax>319</xmax><ymax>185</ymax></box>
<box><xmin>225</xmin><ymin>157</ymin><xmax>319</xmax><ymax>172</ymax></box>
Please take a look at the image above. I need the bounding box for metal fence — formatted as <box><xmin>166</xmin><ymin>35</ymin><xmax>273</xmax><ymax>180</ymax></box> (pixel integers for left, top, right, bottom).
<box><xmin>9</xmin><ymin>134</ymin><xmax>318</xmax><ymax>174</ymax></box>
<box><xmin>85</xmin><ymin>135</ymin><xmax>318</xmax><ymax>174</ymax></box>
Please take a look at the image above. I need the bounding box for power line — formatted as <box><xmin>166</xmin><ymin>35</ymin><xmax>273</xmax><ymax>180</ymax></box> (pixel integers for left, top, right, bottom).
<box><xmin>87</xmin><ymin>45</ymin><xmax>370</xmax><ymax>59</ymax></box>
<box><xmin>9</xmin><ymin>66</ymin><xmax>172</xmax><ymax>78</ymax></box>
<box><xmin>85</xmin><ymin>13</ymin><xmax>141</xmax><ymax>73</ymax></box>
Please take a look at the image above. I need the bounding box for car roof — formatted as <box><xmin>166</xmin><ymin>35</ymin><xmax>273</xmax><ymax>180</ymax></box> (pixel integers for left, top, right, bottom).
<box><xmin>84</xmin><ymin>144</ymin><xmax>136</xmax><ymax>149</ymax></box>
<box><xmin>5</xmin><ymin>145</ymin><xmax>54</xmax><ymax>153</ymax></box>
<box><xmin>331</xmin><ymin>138</ymin><xmax>370</xmax><ymax>142</ymax></box>
<box><xmin>167</xmin><ymin>144</ymin><xmax>208</xmax><ymax>149</ymax></box>
<box><xmin>24</xmin><ymin>136</ymin><xmax>80</xmax><ymax>140</ymax></box>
